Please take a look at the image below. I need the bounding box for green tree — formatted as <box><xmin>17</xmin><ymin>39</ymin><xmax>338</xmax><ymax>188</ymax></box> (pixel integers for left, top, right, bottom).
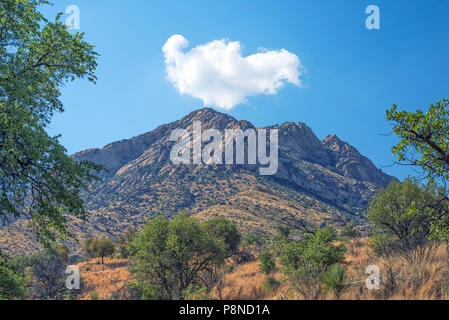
<box><xmin>367</xmin><ymin>178</ymin><xmax>446</xmax><ymax>263</ymax></box>
<box><xmin>0</xmin><ymin>250</ymin><xmax>27</xmax><ymax>299</ymax></box>
<box><xmin>386</xmin><ymin>99</ymin><xmax>449</xmax><ymax>239</ymax></box>
<box><xmin>259</xmin><ymin>250</ymin><xmax>276</xmax><ymax>275</ymax></box>
<box><xmin>275</xmin><ymin>224</ymin><xmax>290</xmax><ymax>242</ymax></box>
<box><xmin>202</xmin><ymin>216</ymin><xmax>241</xmax><ymax>255</ymax></box>
<box><xmin>387</xmin><ymin>99</ymin><xmax>449</xmax><ymax>182</ymax></box>
<box><xmin>0</xmin><ymin>0</ymin><xmax>101</xmax><ymax>246</ymax></box>
<box><xmin>83</xmin><ymin>238</ymin><xmax>115</xmax><ymax>264</ymax></box>
<box><xmin>279</xmin><ymin>228</ymin><xmax>345</xmax><ymax>300</ymax></box>
<box><xmin>118</xmin><ymin>226</ymin><xmax>137</xmax><ymax>259</ymax></box>
<box><xmin>129</xmin><ymin>214</ymin><xmax>227</xmax><ymax>300</ymax></box>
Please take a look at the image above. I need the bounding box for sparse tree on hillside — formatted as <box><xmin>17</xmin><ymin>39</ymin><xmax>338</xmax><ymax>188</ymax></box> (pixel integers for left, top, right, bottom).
<box><xmin>83</xmin><ymin>238</ymin><xmax>115</xmax><ymax>264</ymax></box>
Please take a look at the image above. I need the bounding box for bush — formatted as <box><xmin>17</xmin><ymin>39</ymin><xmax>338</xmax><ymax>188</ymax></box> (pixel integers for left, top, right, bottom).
<box><xmin>259</xmin><ymin>250</ymin><xmax>276</xmax><ymax>275</ymax></box>
<box><xmin>264</xmin><ymin>276</ymin><xmax>280</xmax><ymax>291</ymax></box>
<box><xmin>279</xmin><ymin>228</ymin><xmax>346</xmax><ymax>300</ymax></box>
<box><xmin>118</xmin><ymin>226</ymin><xmax>137</xmax><ymax>259</ymax></box>
<box><xmin>242</xmin><ymin>233</ymin><xmax>263</xmax><ymax>247</ymax></box>
<box><xmin>129</xmin><ymin>213</ymin><xmax>228</xmax><ymax>300</ymax></box>
<box><xmin>0</xmin><ymin>250</ymin><xmax>27</xmax><ymax>300</ymax></box>
<box><xmin>367</xmin><ymin>178</ymin><xmax>446</xmax><ymax>264</ymax></box>
<box><xmin>322</xmin><ymin>264</ymin><xmax>348</xmax><ymax>299</ymax></box>
<box><xmin>202</xmin><ymin>216</ymin><xmax>241</xmax><ymax>256</ymax></box>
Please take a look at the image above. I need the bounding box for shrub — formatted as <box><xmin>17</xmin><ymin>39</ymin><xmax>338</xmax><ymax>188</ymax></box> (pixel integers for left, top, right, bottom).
<box><xmin>367</xmin><ymin>178</ymin><xmax>446</xmax><ymax>264</ymax></box>
<box><xmin>322</xmin><ymin>264</ymin><xmax>348</xmax><ymax>299</ymax></box>
<box><xmin>264</xmin><ymin>276</ymin><xmax>280</xmax><ymax>291</ymax></box>
<box><xmin>279</xmin><ymin>228</ymin><xmax>346</xmax><ymax>300</ymax></box>
<box><xmin>129</xmin><ymin>213</ymin><xmax>228</xmax><ymax>300</ymax></box>
<box><xmin>202</xmin><ymin>216</ymin><xmax>241</xmax><ymax>256</ymax></box>
<box><xmin>259</xmin><ymin>250</ymin><xmax>276</xmax><ymax>275</ymax></box>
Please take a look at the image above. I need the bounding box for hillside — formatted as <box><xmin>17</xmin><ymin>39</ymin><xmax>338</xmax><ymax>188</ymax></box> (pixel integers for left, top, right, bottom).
<box><xmin>0</xmin><ymin>108</ymin><xmax>395</xmax><ymax>255</ymax></box>
<box><xmin>76</xmin><ymin>239</ymin><xmax>449</xmax><ymax>300</ymax></box>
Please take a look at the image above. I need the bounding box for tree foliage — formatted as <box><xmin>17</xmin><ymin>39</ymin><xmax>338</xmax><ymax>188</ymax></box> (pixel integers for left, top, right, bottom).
<box><xmin>0</xmin><ymin>0</ymin><xmax>101</xmax><ymax>246</ymax></box>
<box><xmin>387</xmin><ymin>99</ymin><xmax>449</xmax><ymax>182</ymax></box>
<box><xmin>129</xmin><ymin>213</ymin><xmax>229</xmax><ymax>300</ymax></box>
<box><xmin>202</xmin><ymin>215</ymin><xmax>241</xmax><ymax>255</ymax></box>
<box><xmin>259</xmin><ymin>250</ymin><xmax>276</xmax><ymax>275</ymax></box>
<box><xmin>83</xmin><ymin>238</ymin><xmax>115</xmax><ymax>264</ymax></box>
<box><xmin>279</xmin><ymin>228</ymin><xmax>345</xmax><ymax>300</ymax></box>
<box><xmin>0</xmin><ymin>249</ymin><xmax>27</xmax><ymax>299</ymax></box>
<box><xmin>367</xmin><ymin>178</ymin><xmax>446</xmax><ymax>263</ymax></box>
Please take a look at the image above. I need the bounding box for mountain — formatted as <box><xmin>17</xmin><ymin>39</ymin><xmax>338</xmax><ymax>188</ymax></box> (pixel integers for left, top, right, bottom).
<box><xmin>0</xmin><ymin>108</ymin><xmax>395</xmax><ymax>255</ymax></box>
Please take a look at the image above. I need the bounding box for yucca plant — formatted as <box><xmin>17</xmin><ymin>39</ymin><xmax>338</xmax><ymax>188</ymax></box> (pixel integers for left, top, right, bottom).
<box><xmin>322</xmin><ymin>264</ymin><xmax>348</xmax><ymax>299</ymax></box>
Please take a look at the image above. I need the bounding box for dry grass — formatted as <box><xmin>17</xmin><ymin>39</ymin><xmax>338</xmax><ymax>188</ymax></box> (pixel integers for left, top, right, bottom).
<box><xmin>73</xmin><ymin>239</ymin><xmax>449</xmax><ymax>300</ymax></box>
<box><xmin>76</xmin><ymin>257</ymin><xmax>131</xmax><ymax>300</ymax></box>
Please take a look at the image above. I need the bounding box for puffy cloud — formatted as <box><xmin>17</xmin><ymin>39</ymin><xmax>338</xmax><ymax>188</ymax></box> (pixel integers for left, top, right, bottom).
<box><xmin>163</xmin><ymin>35</ymin><xmax>303</xmax><ymax>110</ymax></box>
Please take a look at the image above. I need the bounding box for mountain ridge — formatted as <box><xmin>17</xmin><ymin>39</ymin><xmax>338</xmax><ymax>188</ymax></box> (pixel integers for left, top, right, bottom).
<box><xmin>0</xmin><ymin>107</ymin><xmax>395</xmax><ymax>255</ymax></box>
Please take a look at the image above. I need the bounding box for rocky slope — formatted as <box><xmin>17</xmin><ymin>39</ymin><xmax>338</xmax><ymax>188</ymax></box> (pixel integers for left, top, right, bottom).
<box><xmin>0</xmin><ymin>108</ymin><xmax>395</xmax><ymax>255</ymax></box>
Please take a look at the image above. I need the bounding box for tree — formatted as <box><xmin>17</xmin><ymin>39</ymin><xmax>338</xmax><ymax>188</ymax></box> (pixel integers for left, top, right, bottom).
<box><xmin>386</xmin><ymin>99</ymin><xmax>449</xmax><ymax>239</ymax></box>
<box><xmin>259</xmin><ymin>250</ymin><xmax>276</xmax><ymax>275</ymax></box>
<box><xmin>30</xmin><ymin>249</ymin><xmax>67</xmax><ymax>299</ymax></box>
<box><xmin>0</xmin><ymin>0</ymin><xmax>101</xmax><ymax>246</ymax></box>
<box><xmin>367</xmin><ymin>178</ymin><xmax>446</xmax><ymax>263</ymax></box>
<box><xmin>387</xmin><ymin>99</ymin><xmax>449</xmax><ymax>182</ymax></box>
<box><xmin>83</xmin><ymin>238</ymin><xmax>115</xmax><ymax>264</ymax></box>
<box><xmin>129</xmin><ymin>214</ymin><xmax>227</xmax><ymax>300</ymax></box>
<box><xmin>279</xmin><ymin>228</ymin><xmax>345</xmax><ymax>300</ymax></box>
<box><xmin>0</xmin><ymin>250</ymin><xmax>27</xmax><ymax>299</ymax></box>
<box><xmin>118</xmin><ymin>226</ymin><xmax>137</xmax><ymax>259</ymax></box>
<box><xmin>202</xmin><ymin>216</ymin><xmax>241</xmax><ymax>255</ymax></box>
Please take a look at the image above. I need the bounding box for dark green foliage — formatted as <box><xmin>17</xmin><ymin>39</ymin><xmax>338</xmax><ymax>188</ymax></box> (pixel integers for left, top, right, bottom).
<box><xmin>340</xmin><ymin>223</ymin><xmax>360</xmax><ymax>239</ymax></box>
<box><xmin>0</xmin><ymin>0</ymin><xmax>101</xmax><ymax>247</ymax></box>
<box><xmin>129</xmin><ymin>213</ymin><xmax>228</xmax><ymax>300</ymax></box>
<box><xmin>241</xmin><ymin>233</ymin><xmax>264</xmax><ymax>247</ymax></box>
<box><xmin>83</xmin><ymin>238</ymin><xmax>115</xmax><ymax>264</ymax></box>
<box><xmin>118</xmin><ymin>226</ymin><xmax>137</xmax><ymax>259</ymax></box>
<box><xmin>202</xmin><ymin>216</ymin><xmax>241</xmax><ymax>255</ymax></box>
<box><xmin>279</xmin><ymin>228</ymin><xmax>345</xmax><ymax>299</ymax></box>
<box><xmin>386</xmin><ymin>99</ymin><xmax>449</xmax><ymax>240</ymax></box>
<box><xmin>264</xmin><ymin>276</ymin><xmax>280</xmax><ymax>291</ymax></box>
<box><xmin>275</xmin><ymin>224</ymin><xmax>290</xmax><ymax>242</ymax></box>
<box><xmin>367</xmin><ymin>178</ymin><xmax>446</xmax><ymax>263</ymax></box>
<box><xmin>0</xmin><ymin>250</ymin><xmax>27</xmax><ymax>299</ymax></box>
<box><xmin>259</xmin><ymin>250</ymin><xmax>276</xmax><ymax>275</ymax></box>
<box><xmin>387</xmin><ymin>99</ymin><xmax>449</xmax><ymax>182</ymax></box>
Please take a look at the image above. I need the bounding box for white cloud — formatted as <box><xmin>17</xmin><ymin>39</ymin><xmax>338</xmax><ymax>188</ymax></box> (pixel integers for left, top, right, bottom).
<box><xmin>163</xmin><ymin>35</ymin><xmax>303</xmax><ymax>110</ymax></box>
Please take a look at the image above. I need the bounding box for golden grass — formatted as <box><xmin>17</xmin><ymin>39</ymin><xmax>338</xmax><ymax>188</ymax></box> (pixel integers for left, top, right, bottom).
<box><xmin>73</xmin><ymin>239</ymin><xmax>449</xmax><ymax>300</ymax></box>
<box><xmin>76</xmin><ymin>257</ymin><xmax>131</xmax><ymax>300</ymax></box>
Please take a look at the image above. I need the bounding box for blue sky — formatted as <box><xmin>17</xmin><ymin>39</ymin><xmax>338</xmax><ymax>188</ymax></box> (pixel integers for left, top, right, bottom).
<box><xmin>43</xmin><ymin>1</ymin><xmax>449</xmax><ymax>180</ymax></box>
